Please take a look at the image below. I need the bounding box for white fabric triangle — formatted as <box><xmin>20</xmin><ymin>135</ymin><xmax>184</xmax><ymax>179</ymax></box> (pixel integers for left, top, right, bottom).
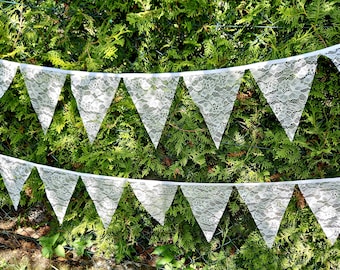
<box><xmin>38</xmin><ymin>167</ymin><xmax>79</xmax><ymax>224</ymax></box>
<box><xmin>124</xmin><ymin>76</ymin><xmax>179</xmax><ymax>147</ymax></box>
<box><xmin>250</xmin><ymin>56</ymin><xmax>318</xmax><ymax>141</ymax></box>
<box><xmin>324</xmin><ymin>46</ymin><xmax>340</xmax><ymax>72</ymax></box>
<box><xmin>129</xmin><ymin>181</ymin><xmax>178</xmax><ymax>225</ymax></box>
<box><xmin>237</xmin><ymin>184</ymin><xmax>294</xmax><ymax>248</ymax></box>
<box><xmin>0</xmin><ymin>155</ymin><xmax>33</xmax><ymax>210</ymax></box>
<box><xmin>299</xmin><ymin>181</ymin><xmax>340</xmax><ymax>245</ymax></box>
<box><xmin>180</xmin><ymin>185</ymin><xmax>233</xmax><ymax>242</ymax></box>
<box><xmin>183</xmin><ymin>70</ymin><xmax>244</xmax><ymax>148</ymax></box>
<box><xmin>0</xmin><ymin>60</ymin><xmax>18</xmax><ymax>99</ymax></box>
<box><xmin>81</xmin><ymin>176</ymin><xmax>126</xmax><ymax>228</ymax></box>
<box><xmin>71</xmin><ymin>74</ymin><xmax>120</xmax><ymax>143</ymax></box>
<box><xmin>20</xmin><ymin>65</ymin><xmax>67</xmax><ymax>134</ymax></box>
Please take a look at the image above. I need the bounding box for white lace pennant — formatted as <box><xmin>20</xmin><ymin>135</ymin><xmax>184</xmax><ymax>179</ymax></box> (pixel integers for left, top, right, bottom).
<box><xmin>37</xmin><ymin>167</ymin><xmax>79</xmax><ymax>224</ymax></box>
<box><xmin>0</xmin><ymin>155</ymin><xmax>33</xmax><ymax>210</ymax></box>
<box><xmin>129</xmin><ymin>181</ymin><xmax>178</xmax><ymax>225</ymax></box>
<box><xmin>0</xmin><ymin>60</ymin><xmax>18</xmax><ymax>99</ymax></box>
<box><xmin>124</xmin><ymin>76</ymin><xmax>179</xmax><ymax>148</ymax></box>
<box><xmin>81</xmin><ymin>176</ymin><xmax>126</xmax><ymax>228</ymax></box>
<box><xmin>324</xmin><ymin>46</ymin><xmax>340</xmax><ymax>72</ymax></box>
<box><xmin>237</xmin><ymin>184</ymin><xmax>294</xmax><ymax>248</ymax></box>
<box><xmin>299</xmin><ymin>182</ymin><xmax>340</xmax><ymax>245</ymax></box>
<box><xmin>250</xmin><ymin>56</ymin><xmax>318</xmax><ymax>141</ymax></box>
<box><xmin>71</xmin><ymin>74</ymin><xmax>120</xmax><ymax>143</ymax></box>
<box><xmin>180</xmin><ymin>185</ymin><xmax>233</xmax><ymax>242</ymax></box>
<box><xmin>20</xmin><ymin>65</ymin><xmax>67</xmax><ymax>134</ymax></box>
<box><xmin>183</xmin><ymin>70</ymin><xmax>244</xmax><ymax>148</ymax></box>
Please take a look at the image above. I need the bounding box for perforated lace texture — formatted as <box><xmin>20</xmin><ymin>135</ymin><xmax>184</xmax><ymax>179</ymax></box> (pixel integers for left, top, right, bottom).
<box><xmin>37</xmin><ymin>167</ymin><xmax>79</xmax><ymax>224</ymax></box>
<box><xmin>324</xmin><ymin>46</ymin><xmax>340</xmax><ymax>72</ymax></box>
<box><xmin>180</xmin><ymin>185</ymin><xmax>233</xmax><ymax>242</ymax></box>
<box><xmin>0</xmin><ymin>61</ymin><xmax>18</xmax><ymax>98</ymax></box>
<box><xmin>183</xmin><ymin>70</ymin><xmax>244</xmax><ymax>148</ymax></box>
<box><xmin>250</xmin><ymin>56</ymin><xmax>317</xmax><ymax>141</ymax></box>
<box><xmin>71</xmin><ymin>74</ymin><xmax>120</xmax><ymax>143</ymax></box>
<box><xmin>299</xmin><ymin>182</ymin><xmax>340</xmax><ymax>244</ymax></box>
<box><xmin>82</xmin><ymin>176</ymin><xmax>125</xmax><ymax>228</ymax></box>
<box><xmin>20</xmin><ymin>66</ymin><xmax>67</xmax><ymax>133</ymax></box>
<box><xmin>124</xmin><ymin>77</ymin><xmax>179</xmax><ymax>147</ymax></box>
<box><xmin>0</xmin><ymin>156</ymin><xmax>33</xmax><ymax>209</ymax></box>
<box><xmin>130</xmin><ymin>181</ymin><xmax>178</xmax><ymax>225</ymax></box>
<box><xmin>237</xmin><ymin>184</ymin><xmax>295</xmax><ymax>247</ymax></box>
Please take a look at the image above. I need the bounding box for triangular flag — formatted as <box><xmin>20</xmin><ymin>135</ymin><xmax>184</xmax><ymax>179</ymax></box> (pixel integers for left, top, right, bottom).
<box><xmin>124</xmin><ymin>76</ymin><xmax>179</xmax><ymax>147</ymax></box>
<box><xmin>0</xmin><ymin>60</ymin><xmax>18</xmax><ymax>99</ymax></box>
<box><xmin>38</xmin><ymin>167</ymin><xmax>79</xmax><ymax>224</ymax></box>
<box><xmin>20</xmin><ymin>65</ymin><xmax>67</xmax><ymax>134</ymax></box>
<box><xmin>183</xmin><ymin>70</ymin><xmax>244</xmax><ymax>148</ymax></box>
<box><xmin>0</xmin><ymin>155</ymin><xmax>33</xmax><ymax>210</ymax></box>
<box><xmin>71</xmin><ymin>74</ymin><xmax>120</xmax><ymax>143</ymax></box>
<box><xmin>324</xmin><ymin>46</ymin><xmax>340</xmax><ymax>72</ymax></box>
<box><xmin>180</xmin><ymin>185</ymin><xmax>233</xmax><ymax>242</ymax></box>
<box><xmin>299</xmin><ymin>181</ymin><xmax>340</xmax><ymax>245</ymax></box>
<box><xmin>250</xmin><ymin>56</ymin><xmax>317</xmax><ymax>141</ymax></box>
<box><xmin>237</xmin><ymin>184</ymin><xmax>294</xmax><ymax>248</ymax></box>
<box><xmin>129</xmin><ymin>181</ymin><xmax>178</xmax><ymax>225</ymax></box>
<box><xmin>81</xmin><ymin>176</ymin><xmax>126</xmax><ymax>228</ymax></box>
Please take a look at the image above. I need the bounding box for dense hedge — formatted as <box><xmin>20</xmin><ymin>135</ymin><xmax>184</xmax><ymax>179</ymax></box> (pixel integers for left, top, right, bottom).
<box><xmin>0</xmin><ymin>0</ymin><xmax>339</xmax><ymax>268</ymax></box>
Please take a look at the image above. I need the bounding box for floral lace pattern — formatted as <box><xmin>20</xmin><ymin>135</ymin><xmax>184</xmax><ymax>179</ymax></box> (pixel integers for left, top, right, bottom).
<box><xmin>129</xmin><ymin>181</ymin><xmax>178</xmax><ymax>225</ymax></box>
<box><xmin>0</xmin><ymin>155</ymin><xmax>33</xmax><ymax>210</ymax></box>
<box><xmin>183</xmin><ymin>70</ymin><xmax>244</xmax><ymax>148</ymax></box>
<box><xmin>0</xmin><ymin>61</ymin><xmax>18</xmax><ymax>98</ymax></box>
<box><xmin>20</xmin><ymin>65</ymin><xmax>67</xmax><ymax>134</ymax></box>
<box><xmin>81</xmin><ymin>176</ymin><xmax>126</xmax><ymax>228</ymax></box>
<box><xmin>37</xmin><ymin>167</ymin><xmax>79</xmax><ymax>224</ymax></box>
<box><xmin>299</xmin><ymin>182</ymin><xmax>340</xmax><ymax>244</ymax></box>
<box><xmin>71</xmin><ymin>74</ymin><xmax>120</xmax><ymax>143</ymax></box>
<box><xmin>324</xmin><ymin>46</ymin><xmax>340</xmax><ymax>72</ymax></box>
<box><xmin>237</xmin><ymin>185</ymin><xmax>295</xmax><ymax>247</ymax></box>
<box><xmin>180</xmin><ymin>185</ymin><xmax>233</xmax><ymax>242</ymax></box>
<box><xmin>124</xmin><ymin>77</ymin><xmax>179</xmax><ymax>147</ymax></box>
<box><xmin>250</xmin><ymin>56</ymin><xmax>318</xmax><ymax>141</ymax></box>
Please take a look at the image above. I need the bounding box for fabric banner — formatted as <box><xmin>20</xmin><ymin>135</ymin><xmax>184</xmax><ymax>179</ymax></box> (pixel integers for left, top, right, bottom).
<box><xmin>129</xmin><ymin>180</ymin><xmax>178</xmax><ymax>225</ymax></box>
<box><xmin>71</xmin><ymin>74</ymin><xmax>121</xmax><ymax>143</ymax></box>
<box><xmin>37</xmin><ymin>167</ymin><xmax>79</xmax><ymax>224</ymax></box>
<box><xmin>20</xmin><ymin>65</ymin><xmax>67</xmax><ymax>134</ymax></box>
<box><xmin>124</xmin><ymin>76</ymin><xmax>179</xmax><ymax>147</ymax></box>
<box><xmin>183</xmin><ymin>70</ymin><xmax>244</xmax><ymax>148</ymax></box>
<box><xmin>250</xmin><ymin>56</ymin><xmax>318</xmax><ymax>141</ymax></box>
<box><xmin>299</xmin><ymin>182</ymin><xmax>340</xmax><ymax>245</ymax></box>
<box><xmin>0</xmin><ymin>60</ymin><xmax>18</xmax><ymax>99</ymax></box>
<box><xmin>324</xmin><ymin>46</ymin><xmax>340</xmax><ymax>72</ymax></box>
<box><xmin>0</xmin><ymin>155</ymin><xmax>33</xmax><ymax>210</ymax></box>
<box><xmin>81</xmin><ymin>175</ymin><xmax>126</xmax><ymax>228</ymax></box>
<box><xmin>180</xmin><ymin>185</ymin><xmax>233</xmax><ymax>242</ymax></box>
<box><xmin>237</xmin><ymin>184</ymin><xmax>295</xmax><ymax>248</ymax></box>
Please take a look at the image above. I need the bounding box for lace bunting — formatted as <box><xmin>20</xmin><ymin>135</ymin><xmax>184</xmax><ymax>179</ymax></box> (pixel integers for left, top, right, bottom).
<box><xmin>250</xmin><ymin>56</ymin><xmax>318</xmax><ymax>141</ymax></box>
<box><xmin>20</xmin><ymin>65</ymin><xmax>67</xmax><ymax>134</ymax></box>
<box><xmin>0</xmin><ymin>60</ymin><xmax>18</xmax><ymax>99</ymax></box>
<box><xmin>183</xmin><ymin>70</ymin><xmax>244</xmax><ymax>148</ymax></box>
<box><xmin>0</xmin><ymin>155</ymin><xmax>33</xmax><ymax>210</ymax></box>
<box><xmin>180</xmin><ymin>185</ymin><xmax>233</xmax><ymax>242</ymax></box>
<box><xmin>324</xmin><ymin>46</ymin><xmax>340</xmax><ymax>72</ymax></box>
<box><xmin>81</xmin><ymin>175</ymin><xmax>126</xmax><ymax>228</ymax></box>
<box><xmin>71</xmin><ymin>73</ymin><xmax>120</xmax><ymax>143</ymax></box>
<box><xmin>129</xmin><ymin>181</ymin><xmax>178</xmax><ymax>225</ymax></box>
<box><xmin>299</xmin><ymin>182</ymin><xmax>340</xmax><ymax>245</ymax></box>
<box><xmin>37</xmin><ymin>167</ymin><xmax>79</xmax><ymax>224</ymax></box>
<box><xmin>124</xmin><ymin>76</ymin><xmax>179</xmax><ymax>147</ymax></box>
<box><xmin>237</xmin><ymin>184</ymin><xmax>295</xmax><ymax>248</ymax></box>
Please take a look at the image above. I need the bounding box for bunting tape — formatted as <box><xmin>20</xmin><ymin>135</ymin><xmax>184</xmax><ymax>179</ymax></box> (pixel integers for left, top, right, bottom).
<box><xmin>0</xmin><ymin>44</ymin><xmax>339</xmax><ymax>147</ymax></box>
<box><xmin>0</xmin><ymin>153</ymin><xmax>339</xmax><ymax>247</ymax></box>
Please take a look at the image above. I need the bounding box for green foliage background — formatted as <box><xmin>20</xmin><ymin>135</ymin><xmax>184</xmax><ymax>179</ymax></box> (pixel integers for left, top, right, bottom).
<box><xmin>0</xmin><ymin>0</ymin><xmax>339</xmax><ymax>268</ymax></box>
